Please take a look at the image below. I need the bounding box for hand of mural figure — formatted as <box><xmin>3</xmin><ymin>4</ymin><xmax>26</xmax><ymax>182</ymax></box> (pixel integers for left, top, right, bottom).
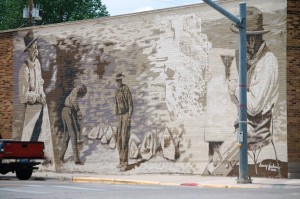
<box><xmin>35</xmin><ymin>94</ymin><xmax>46</xmax><ymax>105</ymax></box>
<box><xmin>77</xmin><ymin>111</ymin><xmax>82</xmax><ymax>121</ymax></box>
<box><xmin>40</xmin><ymin>96</ymin><xmax>46</xmax><ymax>105</ymax></box>
<box><xmin>228</xmin><ymin>79</ymin><xmax>238</xmax><ymax>96</ymax></box>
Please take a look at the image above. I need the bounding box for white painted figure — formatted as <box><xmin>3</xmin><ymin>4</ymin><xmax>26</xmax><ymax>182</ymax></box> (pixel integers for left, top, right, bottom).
<box><xmin>19</xmin><ymin>30</ymin><xmax>55</xmax><ymax>170</ymax></box>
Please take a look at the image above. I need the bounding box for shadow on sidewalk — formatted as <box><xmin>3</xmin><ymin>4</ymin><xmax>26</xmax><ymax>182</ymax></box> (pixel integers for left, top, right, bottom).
<box><xmin>125</xmin><ymin>160</ymin><xmax>147</xmax><ymax>171</ymax></box>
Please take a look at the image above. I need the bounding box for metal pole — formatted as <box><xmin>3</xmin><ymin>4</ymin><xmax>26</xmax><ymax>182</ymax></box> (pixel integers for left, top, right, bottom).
<box><xmin>203</xmin><ymin>0</ymin><xmax>240</xmax><ymax>25</ymax></box>
<box><xmin>29</xmin><ymin>0</ymin><xmax>33</xmax><ymax>26</ymax></box>
<box><xmin>237</xmin><ymin>2</ymin><xmax>251</xmax><ymax>184</ymax></box>
<box><xmin>202</xmin><ymin>0</ymin><xmax>251</xmax><ymax>184</ymax></box>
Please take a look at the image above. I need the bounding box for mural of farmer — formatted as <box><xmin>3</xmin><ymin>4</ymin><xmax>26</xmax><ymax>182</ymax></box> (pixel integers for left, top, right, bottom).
<box><xmin>18</xmin><ymin>30</ymin><xmax>54</xmax><ymax>166</ymax></box>
<box><xmin>115</xmin><ymin>73</ymin><xmax>133</xmax><ymax>172</ymax></box>
<box><xmin>59</xmin><ymin>84</ymin><xmax>87</xmax><ymax>165</ymax></box>
<box><xmin>228</xmin><ymin>7</ymin><xmax>279</xmax><ymax>172</ymax></box>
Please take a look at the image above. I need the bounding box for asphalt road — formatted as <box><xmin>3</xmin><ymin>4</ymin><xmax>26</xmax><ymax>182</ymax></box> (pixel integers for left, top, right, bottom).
<box><xmin>0</xmin><ymin>176</ymin><xmax>299</xmax><ymax>199</ymax></box>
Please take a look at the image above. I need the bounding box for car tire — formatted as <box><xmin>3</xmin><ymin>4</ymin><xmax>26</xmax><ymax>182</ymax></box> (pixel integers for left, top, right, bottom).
<box><xmin>16</xmin><ymin>168</ymin><xmax>33</xmax><ymax>180</ymax></box>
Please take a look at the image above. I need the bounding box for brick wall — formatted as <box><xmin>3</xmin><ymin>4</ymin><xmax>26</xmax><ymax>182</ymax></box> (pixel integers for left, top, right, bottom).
<box><xmin>0</xmin><ymin>0</ymin><xmax>298</xmax><ymax>177</ymax></box>
<box><xmin>287</xmin><ymin>0</ymin><xmax>300</xmax><ymax>178</ymax></box>
<box><xmin>0</xmin><ymin>32</ymin><xmax>13</xmax><ymax>139</ymax></box>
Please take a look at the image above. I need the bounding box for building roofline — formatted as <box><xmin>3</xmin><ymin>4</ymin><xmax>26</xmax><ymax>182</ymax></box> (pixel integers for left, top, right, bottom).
<box><xmin>0</xmin><ymin>1</ymin><xmax>214</xmax><ymax>33</ymax></box>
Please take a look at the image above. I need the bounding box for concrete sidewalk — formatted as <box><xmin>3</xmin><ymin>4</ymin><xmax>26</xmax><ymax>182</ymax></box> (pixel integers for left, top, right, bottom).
<box><xmin>33</xmin><ymin>171</ymin><xmax>300</xmax><ymax>189</ymax></box>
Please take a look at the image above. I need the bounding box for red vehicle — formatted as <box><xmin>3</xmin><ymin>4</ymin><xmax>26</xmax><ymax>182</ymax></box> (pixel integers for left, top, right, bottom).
<box><xmin>0</xmin><ymin>140</ymin><xmax>44</xmax><ymax>180</ymax></box>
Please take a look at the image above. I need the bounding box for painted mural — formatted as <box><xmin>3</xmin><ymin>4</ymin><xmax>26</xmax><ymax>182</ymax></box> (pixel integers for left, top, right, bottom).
<box><xmin>12</xmin><ymin>2</ymin><xmax>287</xmax><ymax>177</ymax></box>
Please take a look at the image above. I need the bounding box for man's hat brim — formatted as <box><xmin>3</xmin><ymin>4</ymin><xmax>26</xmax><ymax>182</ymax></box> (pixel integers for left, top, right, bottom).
<box><xmin>115</xmin><ymin>73</ymin><xmax>125</xmax><ymax>80</ymax></box>
<box><xmin>24</xmin><ymin>37</ymin><xmax>39</xmax><ymax>52</ymax></box>
<box><xmin>230</xmin><ymin>24</ymin><xmax>270</xmax><ymax>35</ymax></box>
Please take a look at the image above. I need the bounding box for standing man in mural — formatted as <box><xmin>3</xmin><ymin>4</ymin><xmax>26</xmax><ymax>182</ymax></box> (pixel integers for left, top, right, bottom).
<box><xmin>228</xmin><ymin>7</ymin><xmax>279</xmax><ymax>172</ymax></box>
<box><xmin>19</xmin><ymin>30</ymin><xmax>54</xmax><ymax>167</ymax></box>
<box><xmin>115</xmin><ymin>73</ymin><xmax>133</xmax><ymax>172</ymax></box>
<box><xmin>59</xmin><ymin>84</ymin><xmax>87</xmax><ymax>165</ymax></box>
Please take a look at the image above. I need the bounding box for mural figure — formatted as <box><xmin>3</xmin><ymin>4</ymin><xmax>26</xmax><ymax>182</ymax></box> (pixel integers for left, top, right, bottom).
<box><xmin>59</xmin><ymin>84</ymin><xmax>87</xmax><ymax>165</ymax></box>
<box><xmin>228</xmin><ymin>7</ymin><xmax>280</xmax><ymax>175</ymax></box>
<box><xmin>11</xmin><ymin>1</ymin><xmax>286</xmax><ymax>176</ymax></box>
<box><xmin>19</xmin><ymin>30</ymin><xmax>54</xmax><ymax>166</ymax></box>
<box><xmin>115</xmin><ymin>73</ymin><xmax>133</xmax><ymax>172</ymax></box>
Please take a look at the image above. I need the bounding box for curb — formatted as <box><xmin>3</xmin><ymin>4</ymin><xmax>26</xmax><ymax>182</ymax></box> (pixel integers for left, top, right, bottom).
<box><xmin>181</xmin><ymin>182</ymin><xmax>262</xmax><ymax>189</ymax></box>
<box><xmin>72</xmin><ymin>177</ymin><xmax>179</xmax><ymax>186</ymax></box>
<box><xmin>72</xmin><ymin>177</ymin><xmax>263</xmax><ymax>189</ymax></box>
<box><xmin>198</xmin><ymin>184</ymin><xmax>262</xmax><ymax>189</ymax></box>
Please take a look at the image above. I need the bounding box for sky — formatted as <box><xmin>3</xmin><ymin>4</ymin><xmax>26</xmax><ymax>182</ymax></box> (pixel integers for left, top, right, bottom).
<box><xmin>101</xmin><ymin>0</ymin><xmax>204</xmax><ymax>16</ymax></box>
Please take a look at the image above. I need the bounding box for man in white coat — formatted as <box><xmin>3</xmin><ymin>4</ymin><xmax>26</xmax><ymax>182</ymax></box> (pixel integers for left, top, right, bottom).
<box><xmin>229</xmin><ymin>7</ymin><xmax>279</xmax><ymax>152</ymax></box>
<box><xmin>228</xmin><ymin>7</ymin><xmax>281</xmax><ymax>177</ymax></box>
<box><xmin>19</xmin><ymin>30</ymin><xmax>54</xmax><ymax>168</ymax></box>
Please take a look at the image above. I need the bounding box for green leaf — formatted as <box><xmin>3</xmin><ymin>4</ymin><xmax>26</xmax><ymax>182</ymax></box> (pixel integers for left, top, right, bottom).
<box><xmin>0</xmin><ymin>0</ymin><xmax>109</xmax><ymax>31</ymax></box>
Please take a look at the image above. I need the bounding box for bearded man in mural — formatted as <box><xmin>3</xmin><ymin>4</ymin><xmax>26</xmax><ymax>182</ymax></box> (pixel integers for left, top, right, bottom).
<box><xmin>228</xmin><ymin>7</ymin><xmax>279</xmax><ymax>173</ymax></box>
<box><xmin>18</xmin><ymin>30</ymin><xmax>54</xmax><ymax>166</ymax></box>
<box><xmin>115</xmin><ymin>73</ymin><xmax>133</xmax><ymax>172</ymax></box>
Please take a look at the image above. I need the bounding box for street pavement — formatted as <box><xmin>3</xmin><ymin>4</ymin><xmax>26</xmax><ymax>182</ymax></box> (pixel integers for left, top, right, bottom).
<box><xmin>33</xmin><ymin>171</ymin><xmax>300</xmax><ymax>189</ymax></box>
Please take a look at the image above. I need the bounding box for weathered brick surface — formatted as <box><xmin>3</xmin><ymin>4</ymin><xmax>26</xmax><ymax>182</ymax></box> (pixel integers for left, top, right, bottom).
<box><xmin>0</xmin><ymin>32</ymin><xmax>13</xmax><ymax>139</ymax></box>
<box><xmin>287</xmin><ymin>0</ymin><xmax>300</xmax><ymax>165</ymax></box>
<box><xmin>0</xmin><ymin>0</ymin><xmax>298</xmax><ymax>177</ymax></box>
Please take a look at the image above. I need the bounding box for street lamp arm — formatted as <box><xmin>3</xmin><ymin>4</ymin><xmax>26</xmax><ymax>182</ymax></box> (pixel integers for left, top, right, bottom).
<box><xmin>203</xmin><ymin>0</ymin><xmax>242</xmax><ymax>26</ymax></box>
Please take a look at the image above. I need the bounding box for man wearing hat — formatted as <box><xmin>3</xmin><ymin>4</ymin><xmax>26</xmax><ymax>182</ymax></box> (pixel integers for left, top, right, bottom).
<box><xmin>19</xmin><ymin>30</ymin><xmax>45</xmax><ymax>107</ymax></box>
<box><xmin>228</xmin><ymin>7</ymin><xmax>279</xmax><ymax>170</ymax></box>
<box><xmin>115</xmin><ymin>73</ymin><xmax>133</xmax><ymax>172</ymax></box>
<box><xmin>18</xmin><ymin>30</ymin><xmax>54</xmax><ymax>167</ymax></box>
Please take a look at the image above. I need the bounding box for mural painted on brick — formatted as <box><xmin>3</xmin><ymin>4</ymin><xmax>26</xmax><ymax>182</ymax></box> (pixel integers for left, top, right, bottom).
<box><xmin>12</xmin><ymin>3</ymin><xmax>287</xmax><ymax>177</ymax></box>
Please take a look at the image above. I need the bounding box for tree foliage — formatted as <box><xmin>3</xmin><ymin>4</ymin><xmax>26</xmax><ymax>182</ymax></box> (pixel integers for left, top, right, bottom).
<box><xmin>0</xmin><ymin>0</ymin><xmax>27</xmax><ymax>30</ymax></box>
<box><xmin>37</xmin><ymin>0</ymin><xmax>109</xmax><ymax>24</ymax></box>
<box><xmin>0</xmin><ymin>0</ymin><xmax>109</xmax><ymax>31</ymax></box>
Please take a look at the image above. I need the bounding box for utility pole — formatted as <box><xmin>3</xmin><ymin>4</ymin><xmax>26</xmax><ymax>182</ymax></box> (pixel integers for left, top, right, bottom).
<box><xmin>29</xmin><ymin>0</ymin><xmax>33</xmax><ymax>26</ymax></box>
<box><xmin>202</xmin><ymin>0</ymin><xmax>251</xmax><ymax>183</ymax></box>
<box><xmin>23</xmin><ymin>1</ymin><xmax>42</xmax><ymax>27</ymax></box>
